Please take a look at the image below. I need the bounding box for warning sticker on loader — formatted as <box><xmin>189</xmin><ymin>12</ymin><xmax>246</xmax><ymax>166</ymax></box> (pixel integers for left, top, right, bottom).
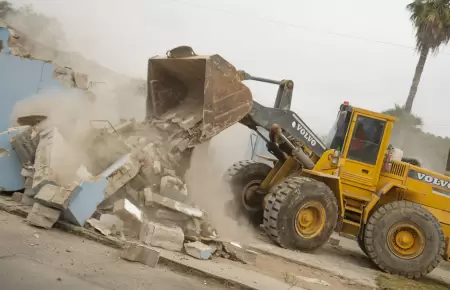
<box><xmin>408</xmin><ymin>169</ymin><xmax>450</xmax><ymax>195</ymax></box>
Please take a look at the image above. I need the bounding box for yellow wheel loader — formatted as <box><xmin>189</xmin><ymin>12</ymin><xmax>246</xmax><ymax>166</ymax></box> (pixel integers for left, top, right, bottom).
<box><xmin>147</xmin><ymin>46</ymin><xmax>450</xmax><ymax>279</ymax></box>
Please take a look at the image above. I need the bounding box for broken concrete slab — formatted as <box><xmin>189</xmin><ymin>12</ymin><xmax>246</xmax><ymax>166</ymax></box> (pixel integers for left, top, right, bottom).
<box><xmin>163</xmin><ymin>168</ymin><xmax>176</xmax><ymax>177</ymax></box>
<box><xmin>10</xmin><ymin>125</ymin><xmax>39</xmax><ymax>166</ymax></box>
<box><xmin>153</xmin><ymin>160</ymin><xmax>162</xmax><ymax>175</ymax></box>
<box><xmin>11</xmin><ymin>192</ymin><xmax>23</xmax><ymax>203</ymax></box>
<box><xmin>21</xmin><ymin>194</ymin><xmax>35</xmax><ymax>206</ymax></box>
<box><xmin>121</xmin><ymin>241</ymin><xmax>160</xmax><ymax>267</ymax></box>
<box><xmin>143</xmin><ymin>189</ymin><xmax>204</xmax><ymax>219</ymax></box>
<box><xmin>104</xmin><ymin>154</ymin><xmax>141</xmax><ymax>199</ymax></box>
<box><xmin>179</xmin><ymin>115</ymin><xmax>202</xmax><ymax>130</ymax></box>
<box><xmin>31</xmin><ymin>127</ymin><xmax>66</xmax><ymax>193</ymax></box>
<box><xmin>20</xmin><ymin>167</ymin><xmax>34</xmax><ymax>178</ymax></box>
<box><xmin>222</xmin><ymin>241</ymin><xmax>258</xmax><ymax>265</ymax></box>
<box><xmin>139</xmin><ymin>221</ymin><xmax>184</xmax><ymax>252</ymax></box>
<box><xmin>26</xmin><ymin>203</ymin><xmax>61</xmax><ymax>229</ymax></box>
<box><xmin>53</xmin><ymin>66</ymin><xmax>76</xmax><ymax>88</ymax></box>
<box><xmin>86</xmin><ymin>218</ymin><xmax>112</xmax><ymax>236</ymax></box>
<box><xmin>114</xmin><ymin>198</ymin><xmax>143</xmax><ymax>224</ymax></box>
<box><xmin>113</xmin><ymin>198</ymin><xmax>142</xmax><ymax>238</ymax></box>
<box><xmin>73</xmin><ymin>72</ymin><xmax>89</xmax><ymax>90</ymax></box>
<box><xmin>184</xmin><ymin>241</ymin><xmax>214</xmax><ymax>260</ymax></box>
<box><xmin>86</xmin><ymin>213</ymin><xmax>124</xmax><ymax>236</ymax></box>
<box><xmin>34</xmin><ymin>183</ymin><xmax>73</xmax><ymax>210</ymax></box>
<box><xmin>159</xmin><ymin>175</ymin><xmax>188</xmax><ymax>201</ymax></box>
<box><xmin>0</xmin><ymin>127</ymin><xmax>27</xmax><ymax>192</ymax></box>
<box><xmin>100</xmin><ymin>213</ymin><xmax>124</xmax><ymax>234</ymax></box>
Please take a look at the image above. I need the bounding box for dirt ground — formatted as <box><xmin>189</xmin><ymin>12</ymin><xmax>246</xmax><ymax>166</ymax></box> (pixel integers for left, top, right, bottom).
<box><xmin>2</xmin><ymin>201</ymin><xmax>450</xmax><ymax>290</ymax></box>
<box><xmin>0</xmin><ymin>211</ymin><xmax>240</xmax><ymax>290</ymax></box>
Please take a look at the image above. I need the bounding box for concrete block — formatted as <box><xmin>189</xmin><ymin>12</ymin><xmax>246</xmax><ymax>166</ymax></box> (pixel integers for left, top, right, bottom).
<box><xmin>114</xmin><ymin>198</ymin><xmax>143</xmax><ymax>224</ymax></box>
<box><xmin>121</xmin><ymin>242</ymin><xmax>160</xmax><ymax>267</ymax></box>
<box><xmin>100</xmin><ymin>214</ymin><xmax>124</xmax><ymax>234</ymax></box>
<box><xmin>24</xmin><ymin>187</ymin><xmax>35</xmax><ymax>197</ymax></box>
<box><xmin>139</xmin><ymin>221</ymin><xmax>184</xmax><ymax>252</ymax></box>
<box><xmin>20</xmin><ymin>167</ymin><xmax>34</xmax><ymax>178</ymax></box>
<box><xmin>184</xmin><ymin>241</ymin><xmax>214</xmax><ymax>260</ymax></box>
<box><xmin>104</xmin><ymin>154</ymin><xmax>141</xmax><ymax>199</ymax></box>
<box><xmin>179</xmin><ymin>115</ymin><xmax>202</xmax><ymax>130</ymax></box>
<box><xmin>24</xmin><ymin>177</ymin><xmax>33</xmax><ymax>188</ymax></box>
<box><xmin>32</xmin><ymin>127</ymin><xmax>66</xmax><ymax>192</ymax></box>
<box><xmin>86</xmin><ymin>214</ymin><xmax>124</xmax><ymax>236</ymax></box>
<box><xmin>73</xmin><ymin>72</ymin><xmax>89</xmax><ymax>90</ymax></box>
<box><xmin>11</xmin><ymin>192</ymin><xmax>23</xmax><ymax>203</ymax></box>
<box><xmin>35</xmin><ymin>184</ymin><xmax>74</xmax><ymax>210</ymax></box>
<box><xmin>163</xmin><ymin>168</ymin><xmax>177</xmax><ymax>177</ymax></box>
<box><xmin>26</xmin><ymin>203</ymin><xmax>61</xmax><ymax>229</ymax></box>
<box><xmin>153</xmin><ymin>160</ymin><xmax>162</xmax><ymax>175</ymax></box>
<box><xmin>21</xmin><ymin>194</ymin><xmax>35</xmax><ymax>206</ymax></box>
<box><xmin>144</xmin><ymin>189</ymin><xmax>204</xmax><ymax>219</ymax></box>
<box><xmin>222</xmin><ymin>241</ymin><xmax>258</xmax><ymax>265</ymax></box>
<box><xmin>10</xmin><ymin>126</ymin><xmax>39</xmax><ymax>166</ymax></box>
<box><xmin>0</xmin><ymin>127</ymin><xmax>27</xmax><ymax>192</ymax></box>
<box><xmin>160</xmin><ymin>176</ymin><xmax>188</xmax><ymax>201</ymax></box>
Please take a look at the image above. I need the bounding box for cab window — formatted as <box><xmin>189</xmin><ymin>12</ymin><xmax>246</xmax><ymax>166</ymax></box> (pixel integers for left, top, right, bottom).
<box><xmin>347</xmin><ymin>116</ymin><xmax>386</xmax><ymax>165</ymax></box>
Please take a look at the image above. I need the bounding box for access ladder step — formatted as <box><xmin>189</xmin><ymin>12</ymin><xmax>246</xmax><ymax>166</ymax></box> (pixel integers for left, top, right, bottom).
<box><xmin>342</xmin><ymin>219</ymin><xmax>360</xmax><ymax>227</ymax></box>
<box><xmin>344</xmin><ymin>205</ymin><xmax>363</xmax><ymax>214</ymax></box>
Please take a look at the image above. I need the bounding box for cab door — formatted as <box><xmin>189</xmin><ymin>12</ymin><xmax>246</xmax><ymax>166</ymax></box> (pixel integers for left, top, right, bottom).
<box><xmin>339</xmin><ymin>113</ymin><xmax>388</xmax><ymax>191</ymax></box>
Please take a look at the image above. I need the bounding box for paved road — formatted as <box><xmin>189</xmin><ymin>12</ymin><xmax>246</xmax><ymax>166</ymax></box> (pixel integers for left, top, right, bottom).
<box><xmin>0</xmin><ymin>211</ymin><xmax>231</xmax><ymax>290</ymax></box>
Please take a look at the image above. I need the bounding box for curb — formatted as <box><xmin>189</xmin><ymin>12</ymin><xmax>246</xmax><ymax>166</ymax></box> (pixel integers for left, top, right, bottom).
<box><xmin>0</xmin><ymin>197</ymin><xmax>256</xmax><ymax>290</ymax></box>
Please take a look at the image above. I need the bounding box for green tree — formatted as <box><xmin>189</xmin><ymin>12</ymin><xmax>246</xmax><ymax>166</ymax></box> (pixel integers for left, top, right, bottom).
<box><xmin>405</xmin><ymin>0</ymin><xmax>450</xmax><ymax>113</ymax></box>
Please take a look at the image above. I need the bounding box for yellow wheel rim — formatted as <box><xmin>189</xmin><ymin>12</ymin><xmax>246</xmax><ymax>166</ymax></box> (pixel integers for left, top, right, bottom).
<box><xmin>295</xmin><ymin>201</ymin><xmax>326</xmax><ymax>238</ymax></box>
<box><xmin>387</xmin><ymin>222</ymin><xmax>425</xmax><ymax>259</ymax></box>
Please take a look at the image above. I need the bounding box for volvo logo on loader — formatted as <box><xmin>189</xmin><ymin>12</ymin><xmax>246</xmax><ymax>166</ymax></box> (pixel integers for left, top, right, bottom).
<box><xmin>291</xmin><ymin>121</ymin><xmax>317</xmax><ymax>147</ymax></box>
<box><xmin>408</xmin><ymin>169</ymin><xmax>450</xmax><ymax>192</ymax></box>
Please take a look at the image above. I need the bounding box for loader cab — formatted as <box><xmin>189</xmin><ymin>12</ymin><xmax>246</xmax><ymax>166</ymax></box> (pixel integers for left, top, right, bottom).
<box><xmin>335</xmin><ymin>104</ymin><xmax>395</xmax><ymax>190</ymax></box>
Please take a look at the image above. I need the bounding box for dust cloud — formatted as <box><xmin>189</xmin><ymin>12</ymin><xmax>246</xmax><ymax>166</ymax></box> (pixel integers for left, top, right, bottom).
<box><xmin>10</xmin><ymin>87</ymin><xmax>146</xmax><ymax>185</ymax></box>
<box><xmin>185</xmin><ymin>124</ymin><xmax>261</xmax><ymax>243</ymax></box>
<box><xmin>5</xmin><ymin>1</ymin><xmax>258</xmax><ymax>240</ymax></box>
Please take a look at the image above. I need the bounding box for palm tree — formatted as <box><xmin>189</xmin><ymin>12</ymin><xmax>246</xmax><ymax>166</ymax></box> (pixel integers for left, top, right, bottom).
<box><xmin>405</xmin><ymin>0</ymin><xmax>450</xmax><ymax>113</ymax></box>
<box><xmin>382</xmin><ymin>104</ymin><xmax>423</xmax><ymax>128</ymax></box>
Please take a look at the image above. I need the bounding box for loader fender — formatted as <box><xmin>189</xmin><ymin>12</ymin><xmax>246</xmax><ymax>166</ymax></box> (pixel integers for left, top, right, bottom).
<box><xmin>301</xmin><ymin>169</ymin><xmax>344</xmax><ymax>216</ymax></box>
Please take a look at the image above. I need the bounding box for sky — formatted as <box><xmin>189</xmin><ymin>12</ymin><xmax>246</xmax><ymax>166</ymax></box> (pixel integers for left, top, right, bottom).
<box><xmin>12</xmin><ymin>0</ymin><xmax>450</xmax><ymax>137</ymax></box>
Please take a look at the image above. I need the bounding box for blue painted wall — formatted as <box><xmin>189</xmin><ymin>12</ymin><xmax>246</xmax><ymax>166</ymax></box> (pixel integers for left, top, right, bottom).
<box><xmin>0</xmin><ymin>27</ymin><xmax>70</xmax><ymax>132</ymax></box>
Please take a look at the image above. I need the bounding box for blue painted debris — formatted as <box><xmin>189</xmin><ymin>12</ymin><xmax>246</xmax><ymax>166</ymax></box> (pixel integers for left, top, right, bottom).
<box><xmin>63</xmin><ymin>153</ymin><xmax>135</xmax><ymax>227</ymax></box>
<box><xmin>0</xmin><ymin>126</ymin><xmax>28</xmax><ymax>191</ymax></box>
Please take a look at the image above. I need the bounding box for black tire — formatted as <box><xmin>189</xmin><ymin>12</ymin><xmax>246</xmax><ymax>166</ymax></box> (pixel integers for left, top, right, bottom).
<box><xmin>364</xmin><ymin>201</ymin><xmax>445</xmax><ymax>279</ymax></box>
<box><xmin>225</xmin><ymin>160</ymin><xmax>272</xmax><ymax>224</ymax></box>
<box><xmin>263</xmin><ymin>176</ymin><xmax>338</xmax><ymax>251</ymax></box>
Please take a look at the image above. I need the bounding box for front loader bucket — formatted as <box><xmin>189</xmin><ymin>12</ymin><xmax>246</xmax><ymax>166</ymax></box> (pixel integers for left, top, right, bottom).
<box><xmin>146</xmin><ymin>46</ymin><xmax>253</xmax><ymax>143</ymax></box>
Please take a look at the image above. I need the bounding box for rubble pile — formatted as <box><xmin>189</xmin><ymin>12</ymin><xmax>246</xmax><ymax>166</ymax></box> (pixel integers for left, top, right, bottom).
<box><xmin>2</xmin><ymin>108</ymin><xmax>259</xmax><ymax>266</ymax></box>
<box><xmin>1</xmin><ymin>20</ymin><xmax>255</xmax><ymax>266</ymax></box>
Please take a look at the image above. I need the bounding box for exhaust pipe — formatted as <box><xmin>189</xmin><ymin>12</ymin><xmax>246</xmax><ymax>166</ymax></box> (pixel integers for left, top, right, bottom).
<box><xmin>445</xmin><ymin>148</ymin><xmax>450</xmax><ymax>177</ymax></box>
